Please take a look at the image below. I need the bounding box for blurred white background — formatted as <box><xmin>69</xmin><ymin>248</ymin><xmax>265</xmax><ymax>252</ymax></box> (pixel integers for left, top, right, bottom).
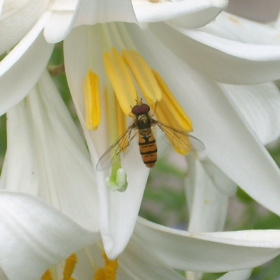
<box><xmin>227</xmin><ymin>0</ymin><xmax>280</xmax><ymax>22</ymax></box>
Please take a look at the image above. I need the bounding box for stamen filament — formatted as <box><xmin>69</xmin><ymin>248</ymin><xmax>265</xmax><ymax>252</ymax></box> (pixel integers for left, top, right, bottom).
<box><xmin>83</xmin><ymin>70</ymin><xmax>101</xmax><ymax>130</ymax></box>
<box><xmin>103</xmin><ymin>48</ymin><xmax>138</xmax><ymax>115</ymax></box>
<box><xmin>122</xmin><ymin>50</ymin><xmax>162</xmax><ymax>104</ymax></box>
<box><xmin>152</xmin><ymin>70</ymin><xmax>193</xmax><ymax>132</ymax></box>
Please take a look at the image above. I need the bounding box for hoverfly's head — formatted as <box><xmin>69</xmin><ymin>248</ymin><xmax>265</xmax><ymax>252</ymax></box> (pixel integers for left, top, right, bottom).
<box><xmin>131</xmin><ymin>103</ymin><xmax>150</xmax><ymax>116</ymax></box>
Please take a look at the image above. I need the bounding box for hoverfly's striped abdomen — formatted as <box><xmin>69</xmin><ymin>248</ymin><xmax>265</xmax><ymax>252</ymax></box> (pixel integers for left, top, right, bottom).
<box><xmin>138</xmin><ymin>129</ymin><xmax>157</xmax><ymax>168</ymax></box>
<box><xmin>132</xmin><ymin>103</ymin><xmax>158</xmax><ymax>168</ymax></box>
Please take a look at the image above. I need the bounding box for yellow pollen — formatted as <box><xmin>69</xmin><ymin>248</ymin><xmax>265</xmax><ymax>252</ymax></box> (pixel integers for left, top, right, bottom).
<box><xmin>152</xmin><ymin>70</ymin><xmax>192</xmax><ymax>132</ymax></box>
<box><xmin>103</xmin><ymin>48</ymin><xmax>138</xmax><ymax>115</ymax></box>
<box><xmin>41</xmin><ymin>270</ymin><xmax>53</xmax><ymax>280</ymax></box>
<box><xmin>63</xmin><ymin>253</ymin><xmax>77</xmax><ymax>280</ymax></box>
<box><xmin>122</xmin><ymin>50</ymin><xmax>162</xmax><ymax>104</ymax></box>
<box><xmin>94</xmin><ymin>252</ymin><xmax>118</xmax><ymax>280</ymax></box>
<box><xmin>83</xmin><ymin>70</ymin><xmax>101</xmax><ymax>130</ymax></box>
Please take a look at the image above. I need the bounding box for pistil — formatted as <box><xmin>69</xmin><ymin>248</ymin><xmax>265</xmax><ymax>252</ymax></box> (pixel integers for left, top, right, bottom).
<box><xmin>105</xmin><ymin>87</ymin><xmax>128</xmax><ymax>192</ymax></box>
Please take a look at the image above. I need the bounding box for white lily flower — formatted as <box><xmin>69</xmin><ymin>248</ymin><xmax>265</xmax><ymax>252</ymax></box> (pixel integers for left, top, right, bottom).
<box><xmin>2</xmin><ymin>72</ymin><xmax>280</xmax><ymax>280</ymax></box>
<box><xmin>2</xmin><ymin>0</ymin><xmax>280</xmax><ymax>262</ymax></box>
<box><xmin>63</xmin><ymin>11</ymin><xmax>280</xmax><ymax>259</ymax></box>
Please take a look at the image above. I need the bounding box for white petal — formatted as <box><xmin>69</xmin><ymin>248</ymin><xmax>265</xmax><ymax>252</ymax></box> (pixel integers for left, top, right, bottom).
<box><xmin>0</xmin><ymin>12</ymin><xmax>53</xmax><ymax>116</ymax></box>
<box><xmin>133</xmin><ymin>0</ymin><xmax>228</xmax><ymax>29</ymax></box>
<box><xmin>0</xmin><ymin>10</ymin><xmax>51</xmax><ymax>75</ymax></box>
<box><xmin>224</xmin><ymin>83</ymin><xmax>280</xmax><ymax>145</ymax></box>
<box><xmin>0</xmin><ymin>192</ymin><xmax>99</xmax><ymax>280</ymax></box>
<box><xmin>74</xmin><ymin>239</ymin><xmax>186</xmax><ymax>279</ymax></box>
<box><xmin>201</xmin><ymin>12</ymin><xmax>280</xmax><ymax>44</ymax></box>
<box><xmin>1</xmin><ymin>71</ymin><xmax>99</xmax><ymax>231</ymax></box>
<box><xmin>185</xmin><ymin>155</ymin><xmax>236</xmax><ymax>233</ymax></box>
<box><xmin>126</xmin><ymin>23</ymin><xmax>280</xmax><ymax>218</ymax></box>
<box><xmin>217</xmin><ymin>269</ymin><xmax>252</xmax><ymax>280</ymax></box>
<box><xmin>0</xmin><ymin>0</ymin><xmax>48</xmax><ymax>54</ymax></box>
<box><xmin>75</xmin><ymin>0</ymin><xmax>137</xmax><ymax>26</ymax></box>
<box><xmin>64</xmin><ymin>25</ymin><xmax>149</xmax><ymax>259</ymax></box>
<box><xmin>119</xmin><ymin>235</ymin><xmax>186</xmax><ymax>280</ymax></box>
<box><xmin>136</xmin><ymin>218</ymin><xmax>280</xmax><ymax>272</ymax></box>
<box><xmin>44</xmin><ymin>0</ymin><xmax>79</xmax><ymax>43</ymax></box>
<box><xmin>149</xmin><ymin>21</ymin><xmax>280</xmax><ymax>84</ymax></box>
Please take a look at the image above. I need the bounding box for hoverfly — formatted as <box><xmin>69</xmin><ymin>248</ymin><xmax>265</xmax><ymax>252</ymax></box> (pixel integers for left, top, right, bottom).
<box><xmin>96</xmin><ymin>101</ymin><xmax>204</xmax><ymax>171</ymax></box>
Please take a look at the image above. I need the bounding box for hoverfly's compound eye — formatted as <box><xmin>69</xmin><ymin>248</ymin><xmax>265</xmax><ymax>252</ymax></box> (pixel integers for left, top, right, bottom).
<box><xmin>132</xmin><ymin>103</ymin><xmax>150</xmax><ymax>115</ymax></box>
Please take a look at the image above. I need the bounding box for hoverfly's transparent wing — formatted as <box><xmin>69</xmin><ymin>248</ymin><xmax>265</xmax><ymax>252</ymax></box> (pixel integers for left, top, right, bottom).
<box><xmin>153</xmin><ymin>120</ymin><xmax>205</xmax><ymax>154</ymax></box>
<box><xmin>96</xmin><ymin>123</ymin><xmax>137</xmax><ymax>171</ymax></box>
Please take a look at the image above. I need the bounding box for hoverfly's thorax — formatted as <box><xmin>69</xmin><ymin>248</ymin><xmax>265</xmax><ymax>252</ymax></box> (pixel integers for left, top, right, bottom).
<box><xmin>135</xmin><ymin>113</ymin><xmax>151</xmax><ymax>130</ymax></box>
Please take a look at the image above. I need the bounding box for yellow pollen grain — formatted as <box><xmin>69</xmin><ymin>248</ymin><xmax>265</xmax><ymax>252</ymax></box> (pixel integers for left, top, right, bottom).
<box><xmin>83</xmin><ymin>70</ymin><xmax>101</xmax><ymax>130</ymax></box>
<box><xmin>122</xmin><ymin>50</ymin><xmax>162</xmax><ymax>104</ymax></box>
<box><xmin>103</xmin><ymin>48</ymin><xmax>138</xmax><ymax>115</ymax></box>
<box><xmin>41</xmin><ymin>270</ymin><xmax>53</xmax><ymax>280</ymax></box>
<box><xmin>63</xmin><ymin>253</ymin><xmax>77</xmax><ymax>280</ymax></box>
<box><xmin>152</xmin><ymin>70</ymin><xmax>193</xmax><ymax>132</ymax></box>
<box><xmin>94</xmin><ymin>252</ymin><xmax>118</xmax><ymax>280</ymax></box>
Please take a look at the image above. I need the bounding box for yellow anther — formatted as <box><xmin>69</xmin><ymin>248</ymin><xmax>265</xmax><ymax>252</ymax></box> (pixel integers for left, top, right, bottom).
<box><xmin>122</xmin><ymin>50</ymin><xmax>162</xmax><ymax>104</ymax></box>
<box><xmin>152</xmin><ymin>70</ymin><xmax>193</xmax><ymax>132</ymax></box>
<box><xmin>83</xmin><ymin>70</ymin><xmax>101</xmax><ymax>130</ymax></box>
<box><xmin>94</xmin><ymin>252</ymin><xmax>118</xmax><ymax>280</ymax></box>
<box><xmin>103</xmin><ymin>48</ymin><xmax>138</xmax><ymax>115</ymax></box>
<box><xmin>41</xmin><ymin>270</ymin><xmax>53</xmax><ymax>280</ymax></box>
<box><xmin>63</xmin><ymin>253</ymin><xmax>77</xmax><ymax>280</ymax></box>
